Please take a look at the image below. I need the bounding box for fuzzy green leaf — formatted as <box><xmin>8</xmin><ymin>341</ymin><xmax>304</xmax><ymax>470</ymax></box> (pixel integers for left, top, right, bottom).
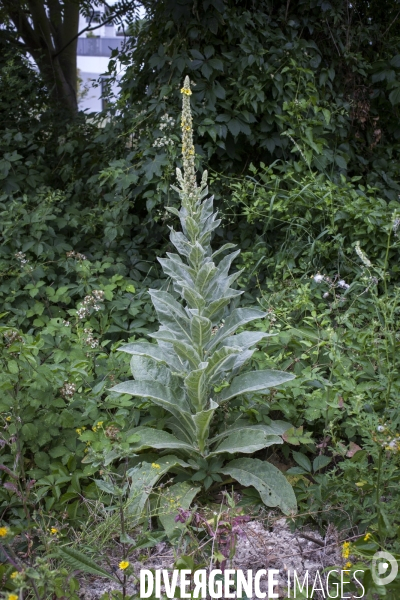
<box><xmin>125</xmin><ymin>426</ymin><xmax>195</xmax><ymax>453</ymax></box>
<box><xmin>220</xmin><ymin>457</ymin><xmax>297</xmax><ymax>515</ymax></box>
<box><xmin>218</xmin><ymin>369</ymin><xmax>295</xmax><ymax>401</ymax></box>
<box><xmin>210</xmin><ymin>430</ymin><xmax>282</xmax><ymax>455</ymax></box>
<box><xmin>208</xmin><ymin>308</ymin><xmax>267</xmax><ymax>350</ymax></box>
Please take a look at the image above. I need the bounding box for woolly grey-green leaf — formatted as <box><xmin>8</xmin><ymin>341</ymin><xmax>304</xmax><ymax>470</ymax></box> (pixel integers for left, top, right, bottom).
<box><xmin>220</xmin><ymin>457</ymin><xmax>297</xmax><ymax>515</ymax></box>
<box><xmin>218</xmin><ymin>369</ymin><xmax>295</xmax><ymax>402</ymax></box>
<box><xmin>124</xmin><ymin>427</ymin><xmax>195</xmax><ymax>453</ymax></box>
<box><xmin>210</xmin><ymin>430</ymin><xmax>282</xmax><ymax>456</ymax></box>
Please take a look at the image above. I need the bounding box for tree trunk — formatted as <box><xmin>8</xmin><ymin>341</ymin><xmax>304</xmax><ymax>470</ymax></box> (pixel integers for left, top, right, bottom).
<box><xmin>5</xmin><ymin>0</ymin><xmax>80</xmax><ymax>113</ymax></box>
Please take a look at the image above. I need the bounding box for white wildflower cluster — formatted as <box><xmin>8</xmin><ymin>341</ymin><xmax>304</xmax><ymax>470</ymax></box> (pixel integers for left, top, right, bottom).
<box><xmin>153</xmin><ymin>136</ymin><xmax>174</xmax><ymax>148</ymax></box>
<box><xmin>375</xmin><ymin>424</ymin><xmax>400</xmax><ymax>453</ymax></box>
<box><xmin>159</xmin><ymin>113</ymin><xmax>175</xmax><ymax>131</ymax></box>
<box><xmin>60</xmin><ymin>382</ymin><xmax>76</xmax><ymax>399</ymax></box>
<box><xmin>63</xmin><ymin>320</ymin><xmax>71</xmax><ymax>326</ymax></box>
<box><xmin>83</xmin><ymin>328</ymin><xmax>99</xmax><ymax>348</ymax></box>
<box><xmin>337</xmin><ymin>279</ymin><xmax>350</xmax><ymax>290</ymax></box>
<box><xmin>355</xmin><ymin>242</ymin><xmax>372</xmax><ymax>268</ymax></box>
<box><xmin>14</xmin><ymin>251</ymin><xmax>28</xmax><ymax>265</ymax></box>
<box><xmin>312</xmin><ymin>273</ymin><xmax>350</xmax><ymax>300</ymax></box>
<box><xmin>266</xmin><ymin>308</ymin><xmax>277</xmax><ymax>323</ymax></box>
<box><xmin>3</xmin><ymin>330</ymin><xmax>23</xmax><ymax>347</ymax></box>
<box><xmin>66</xmin><ymin>250</ymin><xmax>87</xmax><ymax>261</ymax></box>
<box><xmin>76</xmin><ymin>290</ymin><xmax>105</xmax><ymax>319</ymax></box>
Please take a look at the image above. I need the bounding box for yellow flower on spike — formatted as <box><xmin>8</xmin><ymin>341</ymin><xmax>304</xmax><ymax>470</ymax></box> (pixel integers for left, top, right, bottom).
<box><xmin>180</xmin><ymin>87</ymin><xmax>192</xmax><ymax>95</ymax></box>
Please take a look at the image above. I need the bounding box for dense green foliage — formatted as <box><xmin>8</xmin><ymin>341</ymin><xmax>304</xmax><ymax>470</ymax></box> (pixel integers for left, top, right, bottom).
<box><xmin>1</xmin><ymin>1</ymin><xmax>400</xmax><ymax>597</ymax></box>
<box><xmin>111</xmin><ymin>0</ymin><xmax>400</xmax><ymax>213</ymax></box>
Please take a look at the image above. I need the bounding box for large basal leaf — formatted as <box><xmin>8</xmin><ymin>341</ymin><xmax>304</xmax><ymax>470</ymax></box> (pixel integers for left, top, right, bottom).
<box><xmin>124</xmin><ymin>426</ymin><xmax>195</xmax><ymax>453</ymax></box>
<box><xmin>210</xmin><ymin>420</ymin><xmax>292</xmax><ymax>443</ymax></box>
<box><xmin>126</xmin><ymin>455</ymin><xmax>190</xmax><ymax>516</ymax></box>
<box><xmin>159</xmin><ymin>481</ymin><xmax>200</xmax><ymax>540</ymax></box>
<box><xmin>218</xmin><ymin>369</ymin><xmax>295</xmax><ymax>402</ymax></box>
<box><xmin>210</xmin><ymin>429</ymin><xmax>282</xmax><ymax>455</ymax></box>
<box><xmin>58</xmin><ymin>547</ymin><xmax>118</xmax><ymax>581</ymax></box>
<box><xmin>220</xmin><ymin>457</ymin><xmax>297</xmax><ymax>515</ymax></box>
<box><xmin>207</xmin><ymin>308</ymin><xmax>267</xmax><ymax>350</ymax></box>
<box><xmin>109</xmin><ymin>380</ymin><xmax>193</xmax><ymax>429</ymax></box>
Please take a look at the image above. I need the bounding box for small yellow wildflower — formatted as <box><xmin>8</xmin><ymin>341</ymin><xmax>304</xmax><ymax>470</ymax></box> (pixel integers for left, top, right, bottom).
<box><xmin>10</xmin><ymin>571</ymin><xmax>18</xmax><ymax>579</ymax></box>
<box><xmin>6</xmin><ymin>416</ymin><xmax>11</xmax><ymax>421</ymax></box>
<box><xmin>364</xmin><ymin>532</ymin><xmax>372</xmax><ymax>541</ymax></box>
<box><xmin>92</xmin><ymin>426</ymin><xmax>97</xmax><ymax>432</ymax></box>
<box><xmin>180</xmin><ymin>87</ymin><xmax>192</xmax><ymax>96</ymax></box>
<box><xmin>8</xmin><ymin>595</ymin><xmax>19</xmax><ymax>600</ymax></box>
<box><xmin>50</xmin><ymin>527</ymin><xmax>58</xmax><ymax>535</ymax></box>
<box><xmin>0</xmin><ymin>526</ymin><xmax>9</xmax><ymax>537</ymax></box>
<box><xmin>151</xmin><ymin>463</ymin><xmax>161</xmax><ymax>469</ymax></box>
<box><xmin>185</xmin><ymin>126</ymin><xmax>191</xmax><ymax>131</ymax></box>
<box><xmin>342</xmin><ymin>541</ymin><xmax>351</xmax><ymax>559</ymax></box>
<box><xmin>344</xmin><ymin>562</ymin><xmax>352</xmax><ymax>569</ymax></box>
<box><xmin>97</xmin><ymin>421</ymin><xmax>103</xmax><ymax>427</ymax></box>
<box><xmin>76</xmin><ymin>428</ymin><xmax>82</xmax><ymax>435</ymax></box>
<box><xmin>119</xmin><ymin>560</ymin><xmax>130</xmax><ymax>570</ymax></box>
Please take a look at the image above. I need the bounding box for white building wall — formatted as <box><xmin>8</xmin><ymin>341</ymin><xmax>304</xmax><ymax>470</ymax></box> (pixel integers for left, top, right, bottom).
<box><xmin>77</xmin><ymin>10</ymin><xmax>125</xmax><ymax>113</ymax></box>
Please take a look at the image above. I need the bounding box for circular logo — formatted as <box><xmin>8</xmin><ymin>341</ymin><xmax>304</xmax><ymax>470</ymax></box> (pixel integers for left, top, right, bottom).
<box><xmin>371</xmin><ymin>551</ymin><xmax>398</xmax><ymax>586</ymax></box>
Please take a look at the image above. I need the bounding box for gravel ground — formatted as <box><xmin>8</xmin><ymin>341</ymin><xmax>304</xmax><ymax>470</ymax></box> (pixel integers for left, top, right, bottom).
<box><xmin>78</xmin><ymin>517</ymin><xmax>349</xmax><ymax>600</ymax></box>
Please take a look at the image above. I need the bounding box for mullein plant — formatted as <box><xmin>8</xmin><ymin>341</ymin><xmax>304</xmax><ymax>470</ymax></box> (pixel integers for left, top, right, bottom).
<box><xmin>111</xmin><ymin>77</ymin><xmax>297</xmax><ymax>515</ymax></box>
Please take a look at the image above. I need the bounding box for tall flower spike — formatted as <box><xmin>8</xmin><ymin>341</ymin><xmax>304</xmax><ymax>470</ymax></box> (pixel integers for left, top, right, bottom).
<box><xmin>180</xmin><ymin>76</ymin><xmax>197</xmax><ymax>201</ymax></box>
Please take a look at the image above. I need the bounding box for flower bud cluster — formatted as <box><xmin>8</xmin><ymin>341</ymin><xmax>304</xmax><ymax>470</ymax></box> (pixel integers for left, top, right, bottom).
<box><xmin>14</xmin><ymin>251</ymin><xmax>28</xmax><ymax>265</ymax></box>
<box><xmin>76</xmin><ymin>290</ymin><xmax>105</xmax><ymax>319</ymax></box>
<box><xmin>153</xmin><ymin>136</ymin><xmax>174</xmax><ymax>148</ymax></box>
<box><xmin>60</xmin><ymin>382</ymin><xmax>76</xmax><ymax>399</ymax></box>
<box><xmin>3</xmin><ymin>330</ymin><xmax>23</xmax><ymax>347</ymax></box>
<box><xmin>83</xmin><ymin>327</ymin><xmax>99</xmax><ymax>348</ymax></box>
<box><xmin>66</xmin><ymin>250</ymin><xmax>87</xmax><ymax>261</ymax></box>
